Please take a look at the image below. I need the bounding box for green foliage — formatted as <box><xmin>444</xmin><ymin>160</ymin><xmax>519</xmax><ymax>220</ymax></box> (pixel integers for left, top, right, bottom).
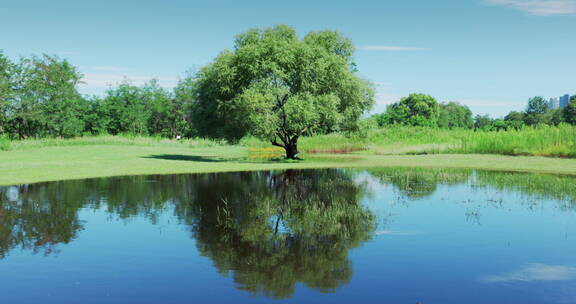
<box><xmin>544</xmin><ymin>108</ymin><xmax>565</xmax><ymax>126</ymax></box>
<box><xmin>565</xmin><ymin>98</ymin><xmax>576</xmax><ymax>125</ymax></box>
<box><xmin>0</xmin><ymin>51</ymin><xmax>14</xmax><ymax>135</ymax></box>
<box><xmin>103</xmin><ymin>82</ymin><xmax>152</xmax><ymax>135</ymax></box>
<box><xmin>504</xmin><ymin>111</ymin><xmax>525</xmax><ymax>129</ymax></box>
<box><xmin>450</xmin><ymin>124</ymin><xmax>576</xmax><ymax>157</ymax></box>
<box><xmin>474</xmin><ymin>114</ymin><xmax>493</xmax><ymax>130</ymax></box>
<box><xmin>0</xmin><ymin>54</ymin><xmax>85</xmax><ymax>138</ymax></box>
<box><xmin>243</xmin><ymin>123</ymin><xmax>576</xmax><ymax>158</ymax></box>
<box><xmin>88</xmin><ymin>80</ymin><xmax>193</xmax><ymax>137</ymax></box>
<box><xmin>190</xmin><ymin>25</ymin><xmax>374</xmax><ymax>158</ymax></box>
<box><xmin>0</xmin><ymin>53</ymin><xmax>193</xmax><ymax>140</ymax></box>
<box><xmin>382</xmin><ymin>93</ymin><xmax>440</xmax><ymax>127</ymax></box>
<box><xmin>524</xmin><ymin>96</ymin><xmax>549</xmax><ymax>126</ymax></box>
<box><xmin>438</xmin><ymin>101</ymin><xmax>473</xmax><ymax>129</ymax></box>
<box><xmin>0</xmin><ymin>134</ymin><xmax>10</xmax><ymax>151</ymax></box>
<box><xmin>4</xmin><ymin>134</ymin><xmax>228</xmax><ymax>151</ymax></box>
<box><xmin>499</xmin><ymin>95</ymin><xmax>576</xmax><ymax>129</ymax></box>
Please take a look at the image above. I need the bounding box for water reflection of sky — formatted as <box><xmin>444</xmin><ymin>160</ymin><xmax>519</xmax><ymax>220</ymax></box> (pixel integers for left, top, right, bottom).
<box><xmin>356</xmin><ymin>171</ymin><xmax>576</xmax><ymax>304</ymax></box>
<box><xmin>481</xmin><ymin>264</ymin><xmax>576</xmax><ymax>283</ymax></box>
<box><xmin>1</xmin><ymin>169</ymin><xmax>575</xmax><ymax>303</ymax></box>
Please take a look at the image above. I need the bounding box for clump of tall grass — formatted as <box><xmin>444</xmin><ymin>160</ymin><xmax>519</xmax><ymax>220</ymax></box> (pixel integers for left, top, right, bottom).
<box><xmin>4</xmin><ymin>125</ymin><xmax>576</xmax><ymax>159</ymax></box>
<box><xmin>4</xmin><ymin>134</ymin><xmax>230</xmax><ymax>151</ymax></box>
<box><xmin>0</xmin><ymin>134</ymin><xmax>11</xmax><ymax>151</ymax></box>
<box><xmin>447</xmin><ymin>124</ymin><xmax>576</xmax><ymax>157</ymax></box>
<box><xmin>299</xmin><ymin>134</ymin><xmax>367</xmax><ymax>153</ymax></box>
<box><xmin>364</xmin><ymin>125</ymin><xmax>468</xmax><ymax>146</ymax></box>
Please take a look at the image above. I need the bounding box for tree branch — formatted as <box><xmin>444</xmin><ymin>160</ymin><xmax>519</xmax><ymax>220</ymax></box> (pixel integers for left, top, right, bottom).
<box><xmin>271</xmin><ymin>137</ymin><xmax>285</xmax><ymax>148</ymax></box>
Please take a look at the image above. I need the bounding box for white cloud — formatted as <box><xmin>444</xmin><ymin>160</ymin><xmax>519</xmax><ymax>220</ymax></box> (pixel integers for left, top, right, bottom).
<box><xmin>373</xmin><ymin>82</ymin><xmax>402</xmax><ymax>105</ymax></box>
<box><xmin>485</xmin><ymin>0</ymin><xmax>576</xmax><ymax>15</ymax></box>
<box><xmin>81</xmin><ymin>72</ymin><xmax>178</xmax><ymax>89</ymax></box>
<box><xmin>375</xmin><ymin>91</ymin><xmax>401</xmax><ymax>105</ymax></box>
<box><xmin>358</xmin><ymin>46</ymin><xmax>427</xmax><ymax>51</ymax></box>
<box><xmin>480</xmin><ymin>264</ymin><xmax>576</xmax><ymax>283</ymax></box>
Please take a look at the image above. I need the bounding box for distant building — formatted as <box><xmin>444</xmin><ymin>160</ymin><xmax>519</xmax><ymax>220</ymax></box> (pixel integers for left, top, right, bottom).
<box><xmin>547</xmin><ymin>94</ymin><xmax>572</xmax><ymax>110</ymax></box>
<box><xmin>560</xmin><ymin>94</ymin><xmax>571</xmax><ymax>108</ymax></box>
<box><xmin>549</xmin><ymin>97</ymin><xmax>560</xmax><ymax>110</ymax></box>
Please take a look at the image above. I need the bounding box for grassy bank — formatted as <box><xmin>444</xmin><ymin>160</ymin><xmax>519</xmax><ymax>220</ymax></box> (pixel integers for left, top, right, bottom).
<box><xmin>2</xmin><ymin>140</ymin><xmax>576</xmax><ymax>186</ymax></box>
<box><xmin>1</xmin><ymin>126</ymin><xmax>576</xmax><ymax>186</ymax></box>
<box><xmin>3</xmin><ymin>125</ymin><xmax>575</xmax><ymax>157</ymax></box>
<box><xmin>242</xmin><ymin>125</ymin><xmax>576</xmax><ymax>157</ymax></box>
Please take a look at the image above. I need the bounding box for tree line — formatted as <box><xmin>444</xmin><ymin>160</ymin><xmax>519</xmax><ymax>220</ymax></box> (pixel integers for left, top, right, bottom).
<box><xmin>1</xmin><ymin>25</ymin><xmax>375</xmax><ymax>159</ymax></box>
<box><xmin>2</xmin><ymin>25</ymin><xmax>576</xmax><ymax>158</ymax></box>
<box><xmin>0</xmin><ymin>52</ymin><xmax>195</xmax><ymax>139</ymax></box>
<box><xmin>373</xmin><ymin>93</ymin><xmax>576</xmax><ymax>131</ymax></box>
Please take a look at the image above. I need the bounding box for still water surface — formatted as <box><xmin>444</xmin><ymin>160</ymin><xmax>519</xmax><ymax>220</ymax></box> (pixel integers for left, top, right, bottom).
<box><xmin>1</xmin><ymin>168</ymin><xmax>575</xmax><ymax>303</ymax></box>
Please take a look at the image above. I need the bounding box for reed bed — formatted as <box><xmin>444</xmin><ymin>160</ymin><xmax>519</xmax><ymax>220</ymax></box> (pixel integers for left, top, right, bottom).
<box><xmin>2</xmin><ymin>125</ymin><xmax>575</xmax><ymax>158</ymax></box>
<box><xmin>447</xmin><ymin>124</ymin><xmax>576</xmax><ymax>157</ymax></box>
<box><xmin>3</xmin><ymin>134</ymin><xmax>229</xmax><ymax>151</ymax></box>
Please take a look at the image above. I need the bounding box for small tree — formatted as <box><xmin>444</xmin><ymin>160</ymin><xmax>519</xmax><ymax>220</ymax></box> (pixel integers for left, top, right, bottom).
<box><xmin>504</xmin><ymin>111</ymin><xmax>525</xmax><ymax>129</ymax></box>
<box><xmin>474</xmin><ymin>114</ymin><xmax>493</xmax><ymax>130</ymax></box>
<box><xmin>524</xmin><ymin>96</ymin><xmax>548</xmax><ymax>126</ymax></box>
<box><xmin>438</xmin><ymin>101</ymin><xmax>473</xmax><ymax>129</ymax></box>
<box><xmin>191</xmin><ymin>25</ymin><xmax>374</xmax><ymax>159</ymax></box>
<box><xmin>544</xmin><ymin>108</ymin><xmax>565</xmax><ymax>126</ymax></box>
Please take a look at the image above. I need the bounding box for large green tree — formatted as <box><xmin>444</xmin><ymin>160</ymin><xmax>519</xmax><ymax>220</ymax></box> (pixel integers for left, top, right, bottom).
<box><xmin>7</xmin><ymin>55</ymin><xmax>85</xmax><ymax>138</ymax></box>
<box><xmin>102</xmin><ymin>82</ymin><xmax>152</xmax><ymax>135</ymax></box>
<box><xmin>190</xmin><ymin>25</ymin><xmax>374</xmax><ymax>159</ymax></box>
<box><xmin>0</xmin><ymin>52</ymin><xmax>14</xmax><ymax>135</ymax></box>
<box><xmin>383</xmin><ymin>93</ymin><xmax>440</xmax><ymax>127</ymax></box>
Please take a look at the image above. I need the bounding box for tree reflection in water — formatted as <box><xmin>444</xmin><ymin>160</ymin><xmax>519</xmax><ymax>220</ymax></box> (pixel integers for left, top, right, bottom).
<box><xmin>0</xmin><ymin>169</ymin><xmax>376</xmax><ymax>299</ymax></box>
<box><xmin>178</xmin><ymin>170</ymin><xmax>376</xmax><ymax>298</ymax></box>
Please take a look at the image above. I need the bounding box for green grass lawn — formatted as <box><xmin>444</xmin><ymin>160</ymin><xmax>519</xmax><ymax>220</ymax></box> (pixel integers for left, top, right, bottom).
<box><xmin>2</xmin><ymin>142</ymin><xmax>576</xmax><ymax>186</ymax></box>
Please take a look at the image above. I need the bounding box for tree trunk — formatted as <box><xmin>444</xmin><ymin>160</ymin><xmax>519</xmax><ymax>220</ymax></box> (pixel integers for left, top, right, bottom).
<box><xmin>272</xmin><ymin>135</ymin><xmax>302</xmax><ymax>160</ymax></box>
<box><xmin>284</xmin><ymin>141</ymin><xmax>299</xmax><ymax>160</ymax></box>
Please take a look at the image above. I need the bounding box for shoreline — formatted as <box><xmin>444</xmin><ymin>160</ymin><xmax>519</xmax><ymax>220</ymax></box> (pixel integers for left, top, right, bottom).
<box><xmin>2</xmin><ymin>145</ymin><xmax>576</xmax><ymax>186</ymax></box>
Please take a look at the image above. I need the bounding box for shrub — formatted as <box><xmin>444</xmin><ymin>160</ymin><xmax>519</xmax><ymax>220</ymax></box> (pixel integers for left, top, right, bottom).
<box><xmin>0</xmin><ymin>135</ymin><xmax>11</xmax><ymax>151</ymax></box>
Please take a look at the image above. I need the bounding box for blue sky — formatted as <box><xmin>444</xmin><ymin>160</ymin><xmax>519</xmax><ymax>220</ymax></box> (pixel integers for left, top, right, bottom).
<box><xmin>1</xmin><ymin>0</ymin><xmax>575</xmax><ymax>117</ymax></box>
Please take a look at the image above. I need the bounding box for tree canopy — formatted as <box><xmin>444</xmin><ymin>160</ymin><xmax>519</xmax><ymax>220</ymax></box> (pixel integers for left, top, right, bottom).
<box><xmin>381</xmin><ymin>93</ymin><xmax>440</xmax><ymax>127</ymax></box>
<box><xmin>188</xmin><ymin>25</ymin><xmax>374</xmax><ymax>158</ymax></box>
<box><xmin>0</xmin><ymin>52</ymin><xmax>193</xmax><ymax>140</ymax></box>
<box><xmin>437</xmin><ymin>101</ymin><xmax>473</xmax><ymax>129</ymax></box>
<box><xmin>565</xmin><ymin>97</ymin><xmax>576</xmax><ymax>125</ymax></box>
<box><xmin>524</xmin><ymin>96</ymin><xmax>548</xmax><ymax>126</ymax></box>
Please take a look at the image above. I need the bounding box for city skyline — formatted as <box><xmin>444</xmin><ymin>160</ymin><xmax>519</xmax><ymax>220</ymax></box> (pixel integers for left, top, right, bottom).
<box><xmin>549</xmin><ymin>94</ymin><xmax>573</xmax><ymax>110</ymax></box>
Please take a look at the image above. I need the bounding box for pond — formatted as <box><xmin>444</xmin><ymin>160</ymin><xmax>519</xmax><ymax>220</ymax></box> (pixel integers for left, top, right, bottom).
<box><xmin>1</xmin><ymin>168</ymin><xmax>575</xmax><ymax>303</ymax></box>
